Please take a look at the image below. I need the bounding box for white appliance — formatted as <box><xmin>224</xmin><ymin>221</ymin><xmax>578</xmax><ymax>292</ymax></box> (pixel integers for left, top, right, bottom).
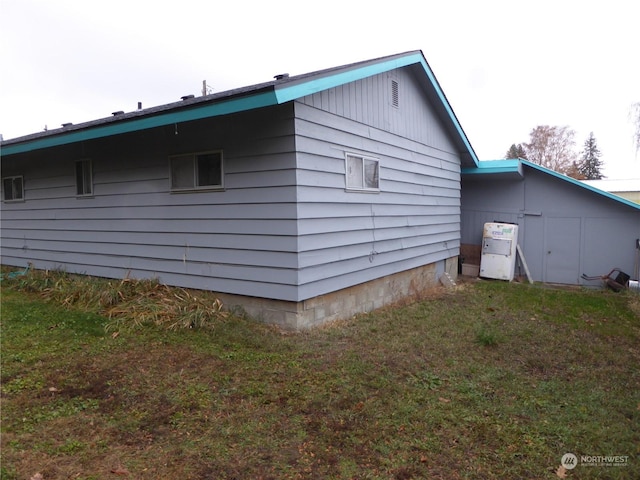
<box><xmin>480</xmin><ymin>222</ymin><xmax>519</xmax><ymax>281</ymax></box>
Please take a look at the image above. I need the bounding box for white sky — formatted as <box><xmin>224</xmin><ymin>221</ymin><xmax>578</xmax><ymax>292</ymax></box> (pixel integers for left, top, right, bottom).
<box><xmin>1</xmin><ymin>0</ymin><xmax>638</xmax><ymax>179</ymax></box>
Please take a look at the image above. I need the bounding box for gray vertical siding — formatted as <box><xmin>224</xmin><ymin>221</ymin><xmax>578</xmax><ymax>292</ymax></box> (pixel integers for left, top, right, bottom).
<box><xmin>294</xmin><ymin>67</ymin><xmax>462</xmax><ymax>299</ymax></box>
<box><xmin>1</xmin><ymin>105</ymin><xmax>303</xmax><ymax>300</ymax></box>
<box><xmin>461</xmin><ymin>167</ymin><xmax>640</xmax><ymax>284</ymax></box>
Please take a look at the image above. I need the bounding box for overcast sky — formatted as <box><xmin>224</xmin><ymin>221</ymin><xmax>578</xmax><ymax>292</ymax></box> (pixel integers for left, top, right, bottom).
<box><xmin>1</xmin><ymin>0</ymin><xmax>638</xmax><ymax>179</ymax></box>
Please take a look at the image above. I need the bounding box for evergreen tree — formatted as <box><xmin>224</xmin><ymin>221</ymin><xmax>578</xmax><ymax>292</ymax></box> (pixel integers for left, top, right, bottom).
<box><xmin>578</xmin><ymin>132</ymin><xmax>604</xmax><ymax>179</ymax></box>
<box><xmin>505</xmin><ymin>143</ymin><xmax>527</xmax><ymax>159</ymax></box>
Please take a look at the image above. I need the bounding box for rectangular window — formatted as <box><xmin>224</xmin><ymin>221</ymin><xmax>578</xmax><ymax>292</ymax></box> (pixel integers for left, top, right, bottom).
<box><xmin>346</xmin><ymin>154</ymin><xmax>379</xmax><ymax>191</ymax></box>
<box><xmin>76</xmin><ymin>159</ymin><xmax>93</xmax><ymax>196</ymax></box>
<box><xmin>2</xmin><ymin>176</ymin><xmax>24</xmax><ymax>201</ymax></box>
<box><xmin>170</xmin><ymin>151</ymin><xmax>223</xmax><ymax>191</ymax></box>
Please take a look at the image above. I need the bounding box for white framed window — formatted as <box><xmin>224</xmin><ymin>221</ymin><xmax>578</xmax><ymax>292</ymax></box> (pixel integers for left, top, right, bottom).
<box><xmin>2</xmin><ymin>175</ymin><xmax>24</xmax><ymax>202</ymax></box>
<box><xmin>345</xmin><ymin>153</ymin><xmax>379</xmax><ymax>191</ymax></box>
<box><xmin>76</xmin><ymin>159</ymin><xmax>93</xmax><ymax>196</ymax></box>
<box><xmin>170</xmin><ymin>150</ymin><xmax>223</xmax><ymax>191</ymax></box>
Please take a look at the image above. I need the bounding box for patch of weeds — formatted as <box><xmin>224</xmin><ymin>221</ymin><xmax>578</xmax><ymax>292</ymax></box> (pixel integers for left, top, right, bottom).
<box><xmin>408</xmin><ymin>371</ymin><xmax>443</xmax><ymax>390</ymax></box>
<box><xmin>2</xmin><ymin>374</ymin><xmax>45</xmax><ymax>395</ymax></box>
<box><xmin>21</xmin><ymin>398</ymin><xmax>100</xmax><ymax>428</ymax></box>
<box><xmin>475</xmin><ymin>322</ymin><xmax>503</xmax><ymax>347</ymax></box>
<box><xmin>0</xmin><ymin>465</ymin><xmax>18</xmax><ymax>480</ymax></box>
<box><xmin>338</xmin><ymin>458</ymin><xmax>360</xmax><ymax>477</ymax></box>
<box><xmin>58</xmin><ymin>438</ymin><xmax>86</xmax><ymax>454</ymax></box>
<box><xmin>169</xmin><ymin>381</ymin><xmax>215</xmax><ymax>415</ymax></box>
<box><xmin>2</xmin><ymin>268</ymin><xmax>229</xmax><ymax>331</ymax></box>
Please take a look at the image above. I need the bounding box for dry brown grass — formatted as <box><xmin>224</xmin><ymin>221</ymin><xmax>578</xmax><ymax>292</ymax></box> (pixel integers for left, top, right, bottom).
<box><xmin>2</xmin><ymin>267</ymin><xmax>228</xmax><ymax>330</ymax></box>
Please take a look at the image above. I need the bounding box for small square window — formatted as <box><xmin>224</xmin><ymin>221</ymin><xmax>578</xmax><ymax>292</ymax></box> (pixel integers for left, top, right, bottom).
<box><xmin>2</xmin><ymin>176</ymin><xmax>24</xmax><ymax>201</ymax></box>
<box><xmin>76</xmin><ymin>159</ymin><xmax>93</xmax><ymax>196</ymax></box>
<box><xmin>170</xmin><ymin>151</ymin><xmax>223</xmax><ymax>191</ymax></box>
<box><xmin>346</xmin><ymin>154</ymin><xmax>379</xmax><ymax>191</ymax></box>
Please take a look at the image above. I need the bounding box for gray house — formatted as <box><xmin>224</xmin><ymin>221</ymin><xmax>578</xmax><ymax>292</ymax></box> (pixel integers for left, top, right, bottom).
<box><xmin>1</xmin><ymin>50</ymin><xmax>478</xmax><ymax>329</ymax></box>
<box><xmin>461</xmin><ymin>159</ymin><xmax>640</xmax><ymax>285</ymax></box>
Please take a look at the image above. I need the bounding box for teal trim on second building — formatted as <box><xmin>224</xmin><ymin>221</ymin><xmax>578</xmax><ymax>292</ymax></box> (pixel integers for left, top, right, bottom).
<box><xmin>463</xmin><ymin>158</ymin><xmax>640</xmax><ymax>211</ymax></box>
<box><xmin>521</xmin><ymin>159</ymin><xmax>640</xmax><ymax>211</ymax></box>
<box><xmin>461</xmin><ymin>159</ymin><xmax>522</xmax><ymax>176</ymax></box>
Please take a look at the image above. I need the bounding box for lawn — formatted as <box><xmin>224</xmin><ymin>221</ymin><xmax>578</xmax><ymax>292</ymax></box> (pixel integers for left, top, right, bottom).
<box><xmin>1</xmin><ymin>272</ymin><xmax>639</xmax><ymax>479</ymax></box>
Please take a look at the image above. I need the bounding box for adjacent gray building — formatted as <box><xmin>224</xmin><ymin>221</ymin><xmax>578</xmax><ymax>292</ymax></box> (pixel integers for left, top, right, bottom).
<box><xmin>1</xmin><ymin>51</ymin><xmax>478</xmax><ymax>328</ymax></box>
<box><xmin>462</xmin><ymin>159</ymin><xmax>640</xmax><ymax>285</ymax></box>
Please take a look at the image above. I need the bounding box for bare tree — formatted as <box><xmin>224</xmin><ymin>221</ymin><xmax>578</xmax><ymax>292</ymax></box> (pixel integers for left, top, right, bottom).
<box><xmin>565</xmin><ymin>161</ymin><xmax>586</xmax><ymax>180</ymax></box>
<box><xmin>631</xmin><ymin>102</ymin><xmax>640</xmax><ymax>154</ymax></box>
<box><xmin>524</xmin><ymin>125</ymin><xmax>577</xmax><ymax>173</ymax></box>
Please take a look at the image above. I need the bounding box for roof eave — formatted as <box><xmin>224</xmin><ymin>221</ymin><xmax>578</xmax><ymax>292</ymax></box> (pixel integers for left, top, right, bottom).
<box><xmin>461</xmin><ymin>159</ymin><xmax>523</xmax><ymax>178</ymax></box>
<box><xmin>1</xmin><ymin>87</ymin><xmax>279</xmax><ymax>156</ymax></box>
<box><xmin>1</xmin><ymin>50</ymin><xmax>479</xmax><ymax>167</ymax></box>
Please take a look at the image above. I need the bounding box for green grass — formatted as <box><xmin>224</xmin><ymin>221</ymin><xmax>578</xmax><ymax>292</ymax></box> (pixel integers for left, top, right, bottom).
<box><xmin>1</xmin><ymin>276</ymin><xmax>639</xmax><ymax>479</ymax></box>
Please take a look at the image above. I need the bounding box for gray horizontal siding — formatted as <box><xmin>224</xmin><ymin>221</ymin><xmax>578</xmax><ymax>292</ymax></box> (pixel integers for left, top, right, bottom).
<box><xmin>294</xmin><ymin>109</ymin><xmax>460</xmax><ymax>168</ymax></box>
<box><xmin>3</xmin><ymin>66</ymin><xmax>466</xmax><ymax>303</ymax></box>
<box><xmin>293</xmin><ymin>66</ymin><xmax>462</xmax><ymax>300</ymax></box>
<box><xmin>298</xmin><ymin>230</ymin><xmax>459</xmax><ymax>271</ymax></box>
<box><xmin>297</xmin><ymin>212</ymin><xmax>460</xmax><ymax>235</ymax></box>
<box><xmin>6</xmin><ymin>187</ymin><xmax>298</xmax><ymax>207</ymax></box>
<box><xmin>296</xmin><ymin>202</ymin><xmax>459</xmax><ymax>219</ymax></box>
<box><xmin>297</xmin><ymin>222</ymin><xmax>460</xmax><ymax>251</ymax></box>
<box><xmin>1</xmin><ymin>203</ymin><xmax>298</xmax><ymax>221</ymax></box>
<box><xmin>1</xmin><ymin>105</ymin><xmax>303</xmax><ymax>300</ymax></box>
<box><xmin>2</xmin><ymin>228</ymin><xmax>297</xmax><ymax>252</ymax></box>
<box><xmin>299</xmin><ymin>239</ymin><xmax>459</xmax><ymax>284</ymax></box>
<box><xmin>0</xmin><ymin>254</ymin><xmax>299</xmax><ymax>300</ymax></box>
<box><xmin>2</xmin><ymin>218</ymin><xmax>297</xmax><ymax>235</ymax></box>
<box><xmin>1</xmin><ymin>237</ymin><xmax>297</xmax><ymax>268</ymax></box>
<box><xmin>296</xmin><ymin>185</ymin><xmax>459</xmax><ymax>207</ymax></box>
<box><xmin>1</xmin><ymin>248</ymin><xmax>297</xmax><ymax>284</ymax></box>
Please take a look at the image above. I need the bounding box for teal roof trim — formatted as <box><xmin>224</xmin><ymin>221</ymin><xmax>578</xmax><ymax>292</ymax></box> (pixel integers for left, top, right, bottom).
<box><xmin>275</xmin><ymin>54</ymin><xmax>421</xmax><ymax>103</ymax></box>
<box><xmin>461</xmin><ymin>159</ymin><xmax>522</xmax><ymax>176</ymax></box>
<box><xmin>276</xmin><ymin>52</ymin><xmax>478</xmax><ymax>167</ymax></box>
<box><xmin>463</xmin><ymin>159</ymin><xmax>640</xmax><ymax>211</ymax></box>
<box><xmin>1</xmin><ymin>91</ymin><xmax>279</xmax><ymax>156</ymax></box>
<box><xmin>415</xmin><ymin>57</ymin><xmax>479</xmax><ymax>167</ymax></box>
<box><xmin>2</xmin><ymin>50</ymin><xmax>478</xmax><ymax>167</ymax></box>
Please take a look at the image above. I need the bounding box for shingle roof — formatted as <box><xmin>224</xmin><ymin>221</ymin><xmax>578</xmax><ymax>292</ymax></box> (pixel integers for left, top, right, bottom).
<box><xmin>1</xmin><ymin>50</ymin><xmax>478</xmax><ymax>166</ymax></box>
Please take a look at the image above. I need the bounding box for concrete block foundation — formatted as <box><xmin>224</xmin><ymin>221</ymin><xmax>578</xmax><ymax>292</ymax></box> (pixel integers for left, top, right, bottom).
<box><xmin>215</xmin><ymin>258</ymin><xmax>458</xmax><ymax>330</ymax></box>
